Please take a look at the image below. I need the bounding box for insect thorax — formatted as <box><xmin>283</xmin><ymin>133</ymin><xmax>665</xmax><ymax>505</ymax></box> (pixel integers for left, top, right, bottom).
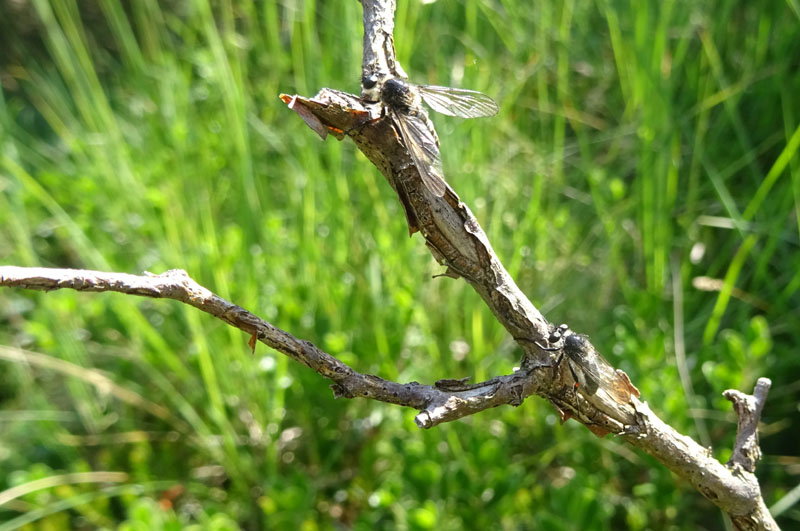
<box><xmin>381</xmin><ymin>78</ymin><xmax>420</xmax><ymax>112</ymax></box>
<box><xmin>563</xmin><ymin>334</ymin><xmax>589</xmax><ymax>357</ymax></box>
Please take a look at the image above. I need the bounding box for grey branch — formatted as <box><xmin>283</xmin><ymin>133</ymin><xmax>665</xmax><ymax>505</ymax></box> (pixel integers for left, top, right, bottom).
<box><xmin>0</xmin><ymin>0</ymin><xmax>777</xmax><ymax>527</ymax></box>
<box><xmin>361</xmin><ymin>0</ymin><xmax>406</xmax><ymax>84</ymax></box>
<box><xmin>725</xmin><ymin>378</ymin><xmax>771</xmax><ymax>473</ymax></box>
<box><xmin>0</xmin><ymin>266</ymin><xmax>543</xmax><ymax>428</ymax></box>
<box><xmin>278</xmin><ymin>0</ymin><xmax>777</xmax><ymax>527</ymax></box>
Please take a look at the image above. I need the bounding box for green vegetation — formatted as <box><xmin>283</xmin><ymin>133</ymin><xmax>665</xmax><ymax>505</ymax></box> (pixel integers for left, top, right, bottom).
<box><xmin>1</xmin><ymin>0</ymin><xmax>798</xmax><ymax>528</ymax></box>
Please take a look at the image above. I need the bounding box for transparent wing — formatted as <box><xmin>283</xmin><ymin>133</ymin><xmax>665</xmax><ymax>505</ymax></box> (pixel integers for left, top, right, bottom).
<box><xmin>564</xmin><ymin>335</ymin><xmax>632</xmax><ymax>404</ymax></box>
<box><xmin>573</xmin><ymin>348</ymin><xmax>633</xmax><ymax>404</ymax></box>
<box><xmin>390</xmin><ymin>110</ymin><xmax>447</xmax><ymax>197</ymax></box>
<box><xmin>417</xmin><ymin>85</ymin><xmax>499</xmax><ymax>118</ymax></box>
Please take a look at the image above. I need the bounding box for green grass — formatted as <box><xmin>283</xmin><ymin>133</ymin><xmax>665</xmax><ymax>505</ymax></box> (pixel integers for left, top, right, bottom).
<box><xmin>1</xmin><ymin>0</ymin><xmax>799</xmax><ymax>528</ymax></box>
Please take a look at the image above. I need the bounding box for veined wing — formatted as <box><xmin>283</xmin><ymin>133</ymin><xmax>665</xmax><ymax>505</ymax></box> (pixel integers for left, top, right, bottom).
<box><xmin>390</xmin><ymin>109</ymin><xmax>447</xmax><ymax>197</ymax></box>
<box><xmin>565</xmin><ymin>335</ymin><xmax>633</xmax><ymax>404</ymax></box>
<box><xmin>418</xmin><ymin>85</ymin><xmax>499</xmax><ymax>118</ymax></box>
<box><xmin>573</xmin><ymin>348</ymin><xmax>633</xmax><ymax>404</ymax></box>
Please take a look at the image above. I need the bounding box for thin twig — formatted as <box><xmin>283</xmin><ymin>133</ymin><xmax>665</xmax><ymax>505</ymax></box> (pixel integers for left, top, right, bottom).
<box><xmin>0</xmin><ymin>266</ymin><xmax>541</xmax><ymax>428</ymax></box>
<box><xmin>725</xmin><ymin>378</ymin><xmax>772</xmax><ymax>473</ymax></box>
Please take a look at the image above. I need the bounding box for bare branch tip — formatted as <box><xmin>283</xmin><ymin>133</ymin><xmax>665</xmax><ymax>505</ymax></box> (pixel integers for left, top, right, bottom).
<box><xmin>754</xmin><ymin>377</ymin><xmax>771</xmax><ymax>397</ymax></box>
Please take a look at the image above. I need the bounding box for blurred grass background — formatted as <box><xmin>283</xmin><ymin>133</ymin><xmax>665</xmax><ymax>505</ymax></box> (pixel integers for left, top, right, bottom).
<box><xmin>0</xmin><ymin>0</ymin><xmax>798</xmax><ymax>529</ymax></box>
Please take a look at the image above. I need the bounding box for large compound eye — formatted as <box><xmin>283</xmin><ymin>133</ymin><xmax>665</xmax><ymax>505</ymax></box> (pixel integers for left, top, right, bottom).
<box><xmin>362</xmin><ymin>74</ymin><xmax>379</xmax><ymax>89</ymax></box>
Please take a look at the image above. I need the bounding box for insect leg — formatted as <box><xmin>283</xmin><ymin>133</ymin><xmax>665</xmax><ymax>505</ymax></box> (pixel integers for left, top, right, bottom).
<box><xmin>535</xmin><ymin>341</ymin><xmax>560</xmax><ymax>352</ymax></box>
<box><xmin>513</xmin><ymin>336</ymin><xmax>562</xmax><ymax>353</ymax></box>
<box><xmin>566</xmin><ymin>360</ymin><xmax>581</xmax><ymax>392</ymax></box>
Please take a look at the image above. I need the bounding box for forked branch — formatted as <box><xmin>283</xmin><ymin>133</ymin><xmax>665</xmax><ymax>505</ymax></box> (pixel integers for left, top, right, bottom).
<box><xmin>277</xmin><ymin>0</ymin><xmax>777</xmax><ymax>527</ymax></box>
<box><xmin>0</xmin><ymin>0</ymin><xmax>777</xmax><ymax>527</ymax></box>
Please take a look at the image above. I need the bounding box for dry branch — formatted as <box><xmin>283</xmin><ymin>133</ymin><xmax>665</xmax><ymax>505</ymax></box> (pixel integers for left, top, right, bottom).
<box><xmin>277</xmin><ymin>0</ymin><xmax>776</xmax><ymax>527</ymax></box>
<box><xmin>0</xmin><ymin>0</ymin><xmax>778</xmax><ymax>528</ymax></box>
<box><xmin>0</xmin><ymin>266</ymin><xmax>541</xmax><ymax>428</ymax></box>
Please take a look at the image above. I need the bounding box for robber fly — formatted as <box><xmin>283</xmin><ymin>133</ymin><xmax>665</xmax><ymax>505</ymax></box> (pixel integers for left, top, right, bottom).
<box><xmin>361</xmin><ymin>74</ymin><xmax>499</xmax><ymax>197</ymax></box>
<box><xmin>541</xmin><ymin>324</ymin><xmax>639</xmax><ymax>405</ymax></box>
